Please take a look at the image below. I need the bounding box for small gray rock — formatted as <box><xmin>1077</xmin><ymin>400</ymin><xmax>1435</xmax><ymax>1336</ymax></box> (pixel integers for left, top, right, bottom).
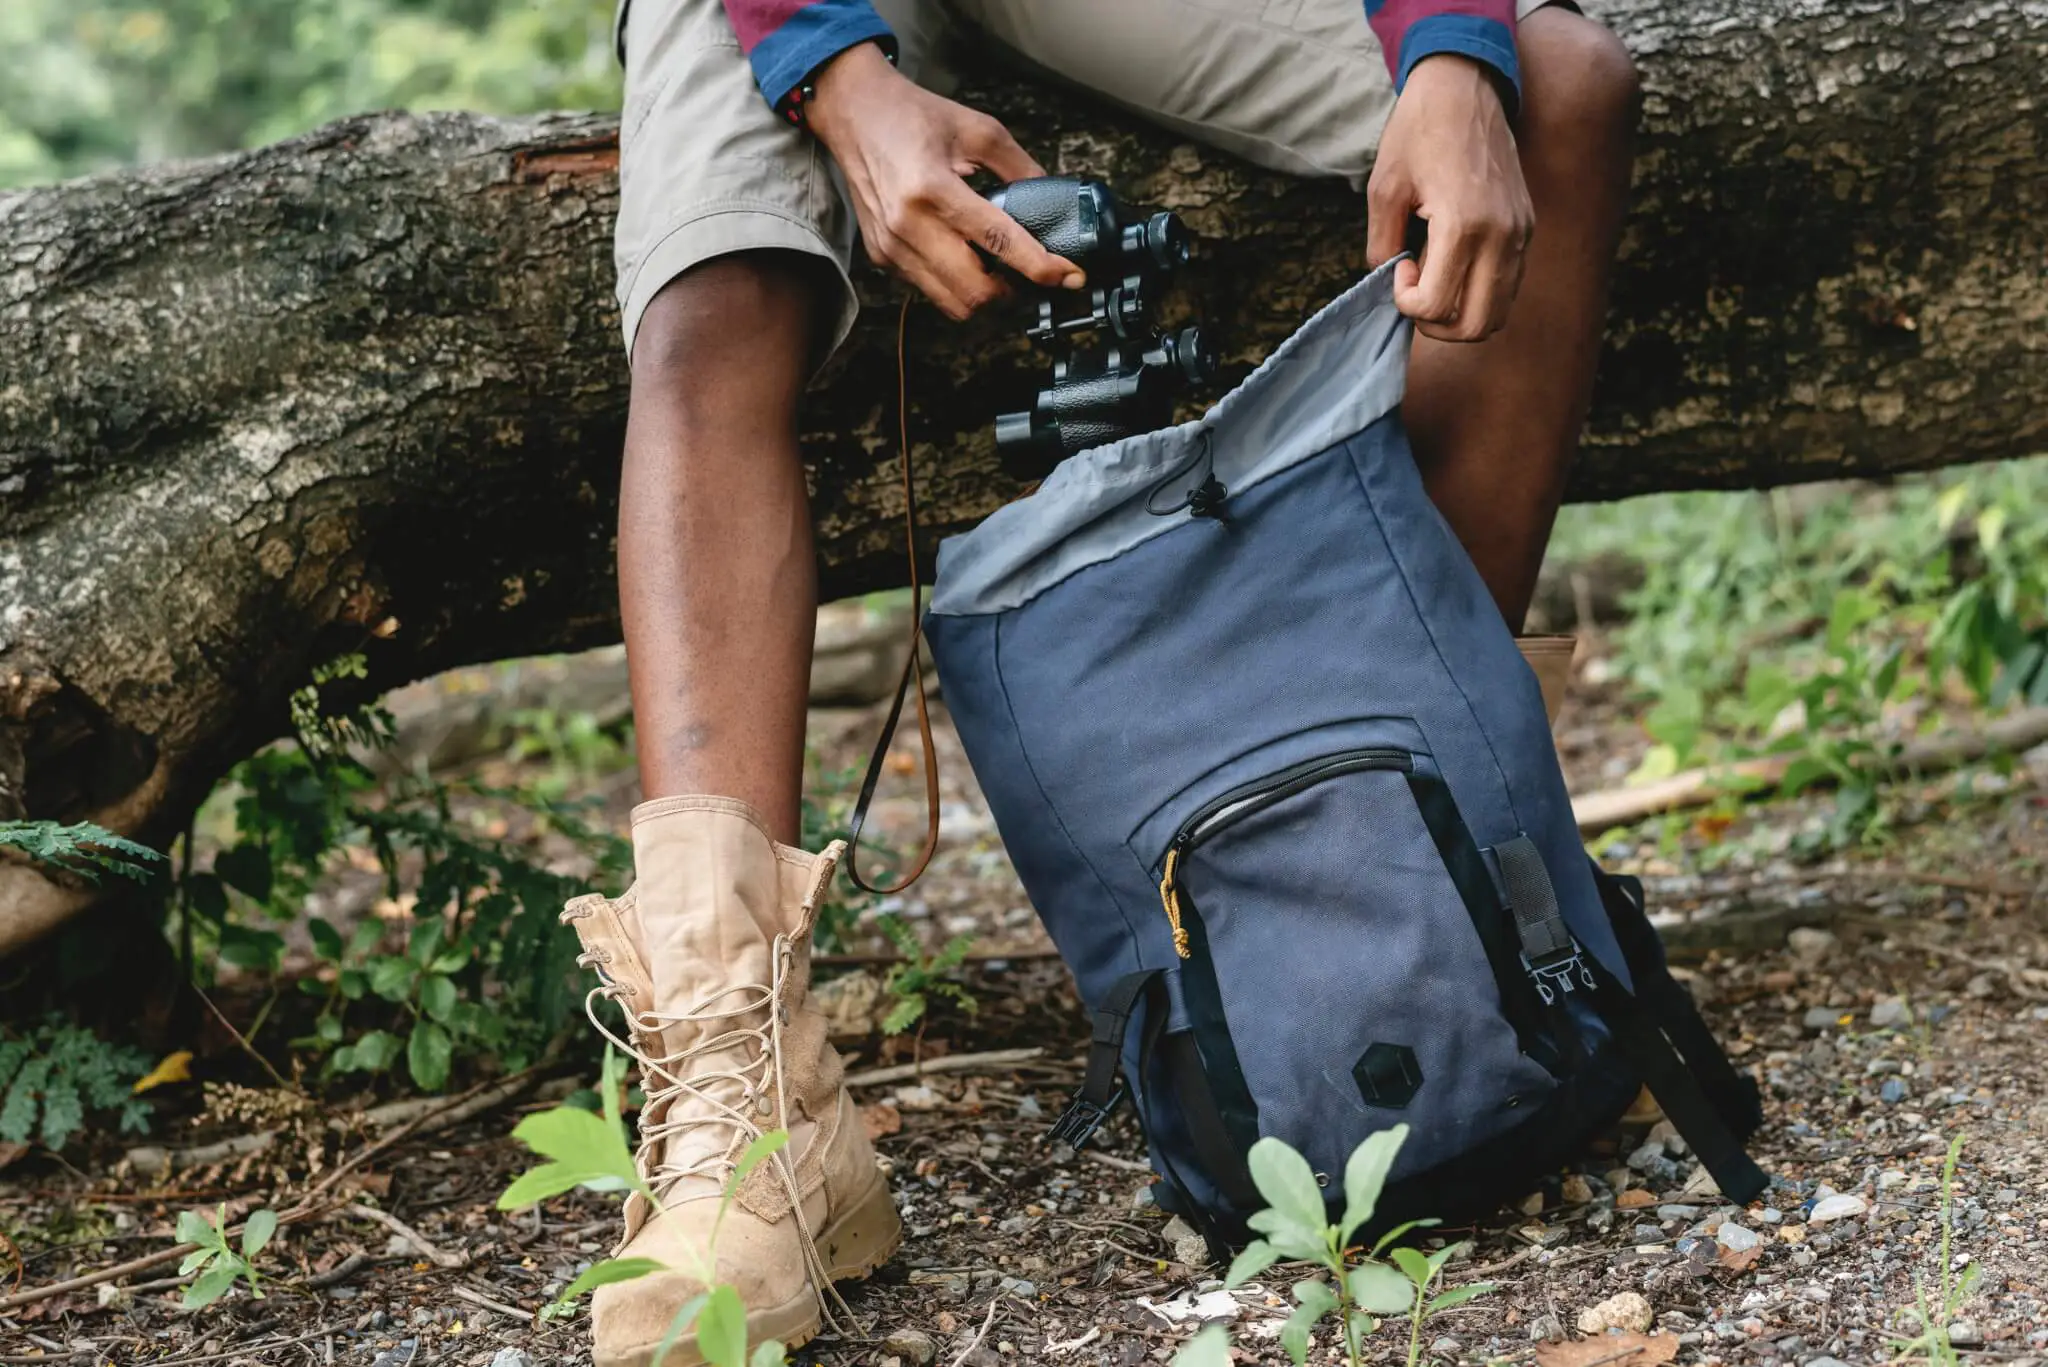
<box><xmin>1809</xmin><ymin>1193</ymin><xmax>1870</xmax><ymax>1223</ymax></box>
<box><xmin>1716</xmin><ymin>1221</ymin><xmax>1762</xmax><ymax>1253</ymax></box>
<box><xmin>1787</xmin><ymin>927</ymin><xmax>1837</xmax><ymax>964</ymax></box>
<box><xmin>1527</xmin><ymin>1313</ymin><xmax>1564</xmax><ymax>1342</ymax></box>
<box><xmin>1948</xmin><ymin>1322</ymin><xmax>1984</xmax><ymax>1348</ymax></box>
<box><xmin>999</xmin><ymin>1277</ymin><xmax>1038</xmax><ymax>1298</ymax></box>
<box><xmin>1803</xmin><ymin>1358</ymin><xmax>1853</xmax><ymax>1367</ymax></box>
<box><xmin>490</xmin><ymin>1351</ymin><xmax>535</xmax><ymax>1367</ymax></box>
<box><xmin>1870</xmin><ymin>999</ymin><xmax>1914</xmax><ymax>1029</ymax></box>
<box><xmin>1881</xmin><ymin>1078</ymin><xmax>1907</xmax><ymax>1104</ymax></box>
<box><xmin>1431</xmin><ymin>1337</ymin><xmax>1461</xmax><ymax>1357</ymax></box>
<box><xmin>881</xmin><ymin>1327</ymin><xmax>939</xmax><ymax>1366</ymax></box>
<box><xmin>1803</xmin><ymin>1006</ymin><xmax>1850</xmax><ymax>1032</ymax></box>
<box><xmin>369</xmin><ymin>1341</ymin><xmax>417</xmax><ymax>1367</ymax></box>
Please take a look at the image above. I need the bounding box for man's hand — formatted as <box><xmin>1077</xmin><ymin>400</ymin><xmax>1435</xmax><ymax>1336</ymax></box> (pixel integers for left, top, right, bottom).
<box><xmin>1365</xmin><ymin>56</ymin><xmax>1533</xmax><ymax>343</ymax></box>
<box><xmin>808</xmin><ymin>44</ymin><xmax>1083</xmax><ymax>320</ymax></box>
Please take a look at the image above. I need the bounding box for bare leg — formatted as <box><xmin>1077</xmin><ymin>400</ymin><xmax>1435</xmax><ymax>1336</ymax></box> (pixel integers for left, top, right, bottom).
<box><xmin>1403</xmin><ymin>8</ymin><xmax>1641</xmax><ymax>629</ymax></box>
<box><xmin>618</xmin><ymin>252</ymin><xmax>826</xmax><ymax>843</ymax></box>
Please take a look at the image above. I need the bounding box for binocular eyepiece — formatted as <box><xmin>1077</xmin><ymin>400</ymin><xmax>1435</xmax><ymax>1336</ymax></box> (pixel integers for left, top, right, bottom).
<box><xmin>986</xmin><ymin>177</ymin><xmax>1216</xmax><ymax>479</ymax></box>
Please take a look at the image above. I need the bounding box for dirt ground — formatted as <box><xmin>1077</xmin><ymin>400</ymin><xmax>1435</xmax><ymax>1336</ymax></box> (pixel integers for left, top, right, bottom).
<box><xmin>5</xmin><ymin>670</ymin><xmax>2048</xmax><ymax>1366</ymax></box>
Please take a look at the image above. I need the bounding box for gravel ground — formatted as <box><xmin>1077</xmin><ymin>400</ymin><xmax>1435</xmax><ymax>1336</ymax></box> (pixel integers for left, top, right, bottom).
<box><xmin>4</xmin><ymin>684</ymin><xmax>2046</xmax><ymax>1366</ymax></box>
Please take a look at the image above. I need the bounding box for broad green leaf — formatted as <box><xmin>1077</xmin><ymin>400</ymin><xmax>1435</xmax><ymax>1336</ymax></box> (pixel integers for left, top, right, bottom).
<box><xmin>348</xmin><ymin>918</ymin><xmax>385</xmax><ymax>958</ymax></box>
<box><xmin>1279</xmin><ymin>1282</ymin><xmax>1335</xmax><ymax>1367</ymax></box>
<box><xmin>1346</xmin><ymin>1261</ymin><xmax>1415</xmax><ymax>1315</ymax></box>
<box><xmin>307</xmin><ymin>917</ymin><xmax>344</xmax><ymax>961</ymax></box>
<box><xmin>512</xmin><ymin>1105</ymin><xmax>637</xmax><ymax>1171</ymax></box>
<box><xmin>1245</xmin><ymin>1138</ymin><xmax>1327</xmax><ymax>1249</ymax></box>
<box><xmin>556</xmin><ymin>1256</ymin><xmax>666</xmax><ymax>1306</ymax></box>
<box><xmin>1423</xmin><ymin>1242</ymin><xmax>1463</xmax><ymax>1276</ymax></box>
<box><xmin>350</xmin><ymin>1029</ymin><xmax>402</xmax><ymax>1072</ymax></box>
<box><xmin>338</xmin><ymin>969</ymin><xmax>368</xmax><ymax>1001</ymax></box>
<box><xmin>1428</xmin><ymin>1283</ymin><xmax>1493</xmax><ymax>1313</ymax></box>
<box><xmin>241</xmin><ymin>1209</ymin><xmax>278</xmax><ymax>1258</ymax></box>
<box><xmin>1245</xmin><ymin>1206</ymin><xmax>1328</xmax><ymax>1264</ymax></box>
<box><xmin>497</xmin><ymin>1160</ymin><xmax>640</xmax><ymax>1210</ymax></box>
<box><xmin>218</xmin><ymin>925</ymin><xmax>285</xmax><ymax>972</ymax></box>
<box><xmin>178</xmin><ymin>1249</ymin><xmax>214</xmax><ymax>1277</ymax></box>
<box><xmin>1223</xmin><ymin>1238</ymin><xmax>1279</xmax><ymax>1289</ymax></box>
<box><xmin>408</xmin><ymin>1020</ymin><xmax>453</xmax><ymax>1091</ymax></box>
<box><xmin>694</xmin><ymin>1284</ymin><xmax>747</xmax><ymax>1367</ymax></box>
<box><xmin>409</xmin><ymin>919</ymin><xmax>445</xmax><ymax>967</ymax></box>
<box><xmin>213</xmin><ymin>844</ymin><xmax>273</xmax><ymax>903</ymax></box>
<box><xmin>368</xmin><ymin>957</ymin><xmax>416</xmax><ymax>1001</ymax></box>
<box><xmin>183</xmin><ymin>1260</ymin><xmax>241</xmax><ymax>1309</ymax></box>
<box><xmin>1171</xmin><ymin>1326</ymin><xmax>1234</xmax><ymax>1367</ymax></box>
<box><xmin>731</xmin><ymin>1128</ymin><xmax>789</xmax><ymax>1186</ymax></box>
<box><xmin>1778</xmin><ymin>755</ymin><xmax>1834</xmax><ymax>797</ymax></box>
<box><xmin>749</xmin><ymin>1342</ymin><xmax>787</xmax><ymax>1367</ymax></box>
<box><xmin>418</xmin><ymin>974</ymin><xmax>457</xmax><ymax>1022</ymax></box>
<box><xmin>1337</xmin><ymin>1123</ymin><xmax>1406</xmax><ymax>1246</ymax></box>
<box><xmin>176</xmin><ymin>1210</ymin><xmax>217</xmax><ymax>1246</ymax></box>
<box><xmin>1389</xmin><ymin>1245</ymin><xmax>1433</xmax><ymax>1287</ymax></box>
<box><xmin>428</xmin><ymin>949</ymin><xmax>470</xmax><ymax>975</ymax></box>
<box><xmin>650</xmin><ymin>1292</ymin><xmax>709</xmax><ymax>1367</ymax></box>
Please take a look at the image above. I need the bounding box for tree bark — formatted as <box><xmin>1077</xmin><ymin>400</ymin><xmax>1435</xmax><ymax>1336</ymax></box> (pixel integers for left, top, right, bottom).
<box><xmin>2</xmin><ymin>0</ymin><xmax>2043</xmax><ymax>951</ymax></box>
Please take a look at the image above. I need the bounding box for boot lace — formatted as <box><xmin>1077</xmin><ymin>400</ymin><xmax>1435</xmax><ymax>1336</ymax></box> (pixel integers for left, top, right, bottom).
<box><xmin>565</xmin><ymin>909</ymin><xmax>856</xmax><ymax>1332</ymax></box>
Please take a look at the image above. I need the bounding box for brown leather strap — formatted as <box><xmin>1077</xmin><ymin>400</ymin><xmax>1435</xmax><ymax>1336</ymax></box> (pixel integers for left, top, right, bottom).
<box><xmin>844</xmin><ymin>297</ymin><xmax>942</xmax><ymax>895</ymax></box>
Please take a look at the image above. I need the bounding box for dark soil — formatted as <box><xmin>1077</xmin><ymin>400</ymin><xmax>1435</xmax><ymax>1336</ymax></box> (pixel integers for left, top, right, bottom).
<box><xmin>5</xmin><ymin>667</ymin><xmax>2048</xmax><ymax>1367</ymax></box>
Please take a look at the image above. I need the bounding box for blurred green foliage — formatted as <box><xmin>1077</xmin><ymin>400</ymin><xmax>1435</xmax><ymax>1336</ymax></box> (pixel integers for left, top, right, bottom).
<box><xmin>0</xmin><ymin>0</ymin><xmax>620</xmax><ymax>188</ymax></box>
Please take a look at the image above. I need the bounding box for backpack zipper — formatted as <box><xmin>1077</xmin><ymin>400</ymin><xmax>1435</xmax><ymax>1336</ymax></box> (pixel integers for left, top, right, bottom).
<box><xmin>1156</xmin><ymin>748</ymin><xmax>1416</xmax><ymax>959</ymax></box>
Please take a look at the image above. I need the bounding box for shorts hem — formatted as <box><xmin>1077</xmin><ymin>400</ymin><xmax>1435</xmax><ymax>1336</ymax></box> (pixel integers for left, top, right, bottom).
<box><xmin>617</xmin><ymin>202</ymin><xmax>858</xmax><ymax>364</ymax></box>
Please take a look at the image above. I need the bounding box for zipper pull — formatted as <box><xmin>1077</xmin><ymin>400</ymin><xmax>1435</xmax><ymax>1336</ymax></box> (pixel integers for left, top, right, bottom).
<box><xmin>1158</xmin><ymin>846</ymin><xmax>1192</xmax><ymax>960</ymax></box>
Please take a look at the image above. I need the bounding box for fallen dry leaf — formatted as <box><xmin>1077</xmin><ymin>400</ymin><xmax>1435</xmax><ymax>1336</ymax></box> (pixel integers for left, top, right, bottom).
<box><xmin>861</xmin><ymin>1101</ymin><xmax>903</xmax><ymax>1140</ymax></box>
<box><xmin>1716</xmin><ymin>1241</ymin><xmax>1764</xmax><ymax>1272</ymax></box>
<box><xmin>132</xmin><ymin>1050</ymin><xmax>194</xmax><ymax>1094</ymax></box>
<box><xmin>1534</xmin><ymin>1331</ymin><xmax>1681</xmax><ymax>1367</ymax></box>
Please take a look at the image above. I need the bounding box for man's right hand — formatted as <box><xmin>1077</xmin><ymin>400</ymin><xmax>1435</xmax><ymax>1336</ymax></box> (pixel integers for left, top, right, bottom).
<box><xmin>807</xmin><ymin>43</ymin><xmax>1083</xmax><ymax>320</ymax></box>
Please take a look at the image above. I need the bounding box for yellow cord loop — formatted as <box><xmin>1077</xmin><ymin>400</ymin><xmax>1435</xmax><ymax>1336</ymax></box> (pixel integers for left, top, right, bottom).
<box><xmin>1158</xmin><ymin>847</ymin><xmax>1192</xmax><ymax>960</ymax></box>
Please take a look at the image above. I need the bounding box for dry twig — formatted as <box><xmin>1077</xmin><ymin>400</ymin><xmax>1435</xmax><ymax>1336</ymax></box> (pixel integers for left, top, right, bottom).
<box><xmin>844</xmin><ymin>1047</ymin><xmax>1045</xmax><ymax>1088</ymax></box>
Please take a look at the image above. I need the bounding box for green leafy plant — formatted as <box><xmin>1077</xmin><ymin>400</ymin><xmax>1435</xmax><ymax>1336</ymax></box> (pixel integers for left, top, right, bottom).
<box><xmin>0</xmin><ymin>820</ymin><xmax>162</xmax><ymax>883</ymax></box>
<box><xmin>0</xmin><ymin>1018</ymin><xmax>154</xmax><ymax>1149</ymax></box>
<box><xmin>184</xmin><ymin>654</ymin><xmax>632</xmax><ymax>1090</ymax></box>
<box><xmin>1214</xmin><ymin>1125</ymin><xmax>1491</xmax><ymax>1367</ymax></box>
<box><xmin>497</xmin><ymin>1048</ymin><xmax>792</xmax><ymax>1367</ymax></box>
<box><xmin>1888</xmin><ymin>1133</ymin><xmax>1981</xmax><ymax>1366</ymax></box>
<box><xmin>175</xmin><ymin>1204</ymin><xmax>279</xmax><ymax>1309</ymax></box>
<box><xmin>875</xmin><ymin>914</ymin><xmax>977</xmax><ymax>1035</ymax></box>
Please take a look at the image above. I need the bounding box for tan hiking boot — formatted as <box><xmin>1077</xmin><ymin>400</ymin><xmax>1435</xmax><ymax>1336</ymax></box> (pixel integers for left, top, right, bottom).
<box><xmin>560</xmin><ymin>796</ymin><xmax>901</xmax><ymax>1367</ymax></box>
<box><xmin>1516</xmin><ymin>634</ymin><xmax>1578</xmax><ymax>730</ymax></box>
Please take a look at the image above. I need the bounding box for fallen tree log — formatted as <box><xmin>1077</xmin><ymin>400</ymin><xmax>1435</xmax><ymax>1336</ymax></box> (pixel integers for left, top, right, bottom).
<box><xmin>3</xmin><ymin>0</ymin><xmax>2044</xmax><ymax>952</ymax></box>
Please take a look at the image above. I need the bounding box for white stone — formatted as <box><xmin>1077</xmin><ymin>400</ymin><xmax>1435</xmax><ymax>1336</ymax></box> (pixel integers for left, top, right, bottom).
<box><xmin>1809</xmin><ymin>1193</ymin><xmax>1870</xmax><ymax>1223</ymax></box>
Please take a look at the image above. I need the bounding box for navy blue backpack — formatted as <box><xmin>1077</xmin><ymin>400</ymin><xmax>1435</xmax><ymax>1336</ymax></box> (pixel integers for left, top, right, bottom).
<box><xmin>916</xmin><ymin>265</ymin><xmax>1766</xmax><ymax>1252</ymax></box>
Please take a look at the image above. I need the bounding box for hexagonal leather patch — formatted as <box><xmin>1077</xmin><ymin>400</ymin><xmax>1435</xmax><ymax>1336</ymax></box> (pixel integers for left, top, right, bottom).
<box><xmin>1352</xmin><ymin>1042</ymin><xmax>1422</xmax><ymax>1109</ymax></box>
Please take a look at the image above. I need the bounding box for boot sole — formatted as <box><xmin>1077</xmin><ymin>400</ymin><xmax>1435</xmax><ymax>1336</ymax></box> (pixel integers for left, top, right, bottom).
<box><xmin>595</xmin><ymin>1174</ymin><xmax>903</xmax><ymax>1367</ymax></box>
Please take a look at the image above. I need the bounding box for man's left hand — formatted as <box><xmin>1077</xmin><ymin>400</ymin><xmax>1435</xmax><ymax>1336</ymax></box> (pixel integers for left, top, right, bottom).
<box><xmin>1365</xmin><ymin>55</ymin><xmax>1533</xmax><ymax>343</ymax></box>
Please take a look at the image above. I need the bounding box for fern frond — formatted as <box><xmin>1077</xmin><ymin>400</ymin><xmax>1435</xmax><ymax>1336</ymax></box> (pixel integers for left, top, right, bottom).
<box><xmin>0</xmin><ymin>820</ymin><xmax>163</xmax><ymax>883</ymax></box>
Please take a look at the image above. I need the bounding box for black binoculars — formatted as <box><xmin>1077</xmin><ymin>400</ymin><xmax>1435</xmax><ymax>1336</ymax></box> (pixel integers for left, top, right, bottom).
<box><xmin>986</xmin><ymin>177</ymin><xmax>1216</xmax><ymax>479</ymax></box>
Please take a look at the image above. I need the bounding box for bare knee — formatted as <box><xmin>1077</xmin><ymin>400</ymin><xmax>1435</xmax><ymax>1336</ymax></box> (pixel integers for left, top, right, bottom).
<box><xmin>628</xmin><ymin>250</ymin><xmax>826</xmax><ymax>412</ymax></box>
<box><xmin>1519</xmin><ymin>10</ymin><xmax>1641</xmax><ymax>146</ymax></box>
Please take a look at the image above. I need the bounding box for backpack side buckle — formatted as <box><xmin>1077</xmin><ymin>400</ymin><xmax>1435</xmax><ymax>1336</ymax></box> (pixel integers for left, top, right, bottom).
<box><xmin>1047</xmin><ymin>1084</ymin><xmax>1127</xmax><ymax>1150</ymax></box>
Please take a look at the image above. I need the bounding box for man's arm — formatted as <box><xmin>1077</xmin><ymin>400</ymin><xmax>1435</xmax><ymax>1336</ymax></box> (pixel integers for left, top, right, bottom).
<box><xmin>721</xmin><ymin>0</ymin><xmax>896</xmax><ymax>113</ymax></box>
<box><xmin>1366</xmin><ymin>0</ymin><xmax>1521</xmax><ymax>114</ymax></box>
<box><xmin>1362</xmin><ymin>1</ymin><xmax>1534</xmax><ymax>343</ymax></box>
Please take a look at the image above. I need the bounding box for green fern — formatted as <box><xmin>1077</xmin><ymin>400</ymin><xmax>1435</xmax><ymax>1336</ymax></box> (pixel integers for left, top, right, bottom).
<box><xmin>0</xmin><ymin>1018</ymin><xmax>154</xmax><ymax>1149</ymax></box>
<box><xmin>0</xmin><ymin>820</ymin><xmax>163</xmax><ymax>883</ymax></box>
<box><xmin>877</xmin><ymin>914</ymin><xmax>978</xmax><ymax>1035</ymax></box>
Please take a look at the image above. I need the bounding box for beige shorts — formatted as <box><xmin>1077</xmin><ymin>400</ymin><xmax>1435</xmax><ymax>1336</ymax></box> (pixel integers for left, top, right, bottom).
<box><xmin>614</xmin><ymin>0</ymin><xmax>1553</xmax><ymax>359</ymax></box>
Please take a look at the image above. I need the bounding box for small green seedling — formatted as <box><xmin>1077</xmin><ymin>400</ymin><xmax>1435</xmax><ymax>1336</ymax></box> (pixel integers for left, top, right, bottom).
<box><xmin>498</xmin><ymin>1047</ymin><xmax>793</xmax><ymax>1367</ymax></box>
<box><xmin>1888</xmin><ymin>1133</ymin><xmax>1980</xmax><ymax>1366</ymax></box>
<box><xmin>1200</xmin><ymin>1124</ymin><xmax>1491</xmax><ymax>1367</ymax></box>
<box><xmin>176</xmin><ymin>1205</ymin><xmax>278</xmax><ymax>1309</ymax></box>
<box><xmin>876</xmin><ymin>914</ymin><xmax>977</xmax><ymax>1034</ymax></box>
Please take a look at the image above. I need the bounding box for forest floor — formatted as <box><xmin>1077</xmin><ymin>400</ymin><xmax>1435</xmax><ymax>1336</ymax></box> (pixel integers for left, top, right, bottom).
<box><xmin>5</xmin><ymin>659</ymin><xmax>2048</xmax><ymax>1367</ymax></box>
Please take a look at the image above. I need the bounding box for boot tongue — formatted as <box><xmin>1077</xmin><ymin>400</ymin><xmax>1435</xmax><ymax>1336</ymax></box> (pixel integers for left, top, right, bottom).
<box><xmin>630</xmin><ymin>800</ymin><xmax>788</xmax><ymax>1200</ymax></box>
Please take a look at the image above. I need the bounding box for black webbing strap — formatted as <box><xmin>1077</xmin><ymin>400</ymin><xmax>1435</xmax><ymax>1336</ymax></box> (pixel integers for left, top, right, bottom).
<box><xmin>1047</xmin><ymin>969</ymin><xmax>1152</xmax><ymax>1150</ymax></box>
<box><xmin>1587</xmin><ymin>957</ymin><xmax>1769</xmax><ymax>1203</ymax></box>
<box><xmin>1048</xmin><ymin>969</ymin><xmax>1247</xmax><ymax>1261</ymax></box>
<box><xmin>1492</xmin><ymin>835</ymin><xmax>1591</xmax><ymax>1072</ymax></box>
<box><xmin>1598</xmin><ymin>871</ymin><xmax>1763</xmax><ymax>1134</ymax></box>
